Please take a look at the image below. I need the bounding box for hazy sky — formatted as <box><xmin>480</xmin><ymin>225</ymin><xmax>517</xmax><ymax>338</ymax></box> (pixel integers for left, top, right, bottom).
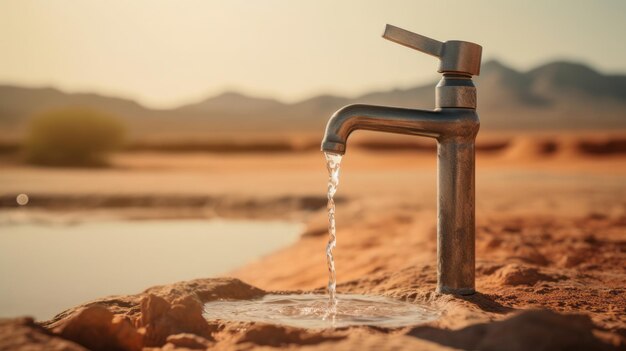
<box><xmin>2</xmin><ymin>0</ymin><xmax>625</xmax><ymax>108</ymax></box>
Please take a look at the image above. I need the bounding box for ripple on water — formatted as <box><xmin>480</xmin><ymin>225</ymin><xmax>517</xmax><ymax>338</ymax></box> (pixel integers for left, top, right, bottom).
<box><xmin>203</xmin><ymin>293</ymin><xmax>440</xmax><ymax>329</ymax></box>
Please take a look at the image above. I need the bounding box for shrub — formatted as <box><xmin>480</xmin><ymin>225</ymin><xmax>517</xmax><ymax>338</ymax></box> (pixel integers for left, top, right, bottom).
<box><xmin>23</xmin><ymin>108</ymin><xmax>125</xmax><ymax>166</ymax></box>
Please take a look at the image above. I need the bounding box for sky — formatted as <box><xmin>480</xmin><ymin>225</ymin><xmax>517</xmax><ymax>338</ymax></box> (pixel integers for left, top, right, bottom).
<box><xmin>1</xmin><ymin>0</ymin><xmax>625</xmax><ymax>108</ymax></box>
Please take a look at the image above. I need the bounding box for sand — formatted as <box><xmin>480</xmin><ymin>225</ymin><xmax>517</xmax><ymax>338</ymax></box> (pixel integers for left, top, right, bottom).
<box><xmin>0</xmin><ymin>135</ymin><xmax>625</xmax><ymax>350</ymax></box>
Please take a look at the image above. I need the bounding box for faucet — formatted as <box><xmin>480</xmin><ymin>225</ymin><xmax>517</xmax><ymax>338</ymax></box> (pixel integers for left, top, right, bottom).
<box><xmin>321</xmin><ymin>25</ymin><xmax>482</xmax><ymax>295</ymax></box>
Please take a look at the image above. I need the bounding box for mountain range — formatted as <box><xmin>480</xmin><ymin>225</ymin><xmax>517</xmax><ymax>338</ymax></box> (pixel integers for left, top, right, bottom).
<box><xmin>1</xmin><ymin>60</ymin><xmax>625</xmax><ymax>141</ymax></box>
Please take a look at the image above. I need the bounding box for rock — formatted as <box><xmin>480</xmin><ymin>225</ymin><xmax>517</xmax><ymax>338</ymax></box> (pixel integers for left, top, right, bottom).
<box><xmin>52</xmin><ymin>305</ymin><xmax>143</xmax><ymax>351</ymax></box>
<box><xmin>0</xmin><ymin>317</ymin><xmax>87</xmax><ymax>350</ymax></box>
<box><xmin>409</xmin><ymin>310</ymin><xmax>613</xmax><ymax>351</ymax></box>
<box><xmin>235</xmin><ymin>324</ymin><xmax>346</xmax><ymax>347</ymax></box>
<box><xmin>475</xmin><ymin>310</ymin><xmax>612</xmax><ymax>351</ymax></box>
<box><xmin>139</xmin><ymin>294</ymin><xmax>214</xmax><ymax>347</ymax></box>
<box><xmin>141</xmin><ymin>294</ymin><xmax>171</xmax><ymax>324</ymax></box>
<box><xmin>142</xmin><ymin>278</ymin><xmax>265</xmax><ymax>303</ymax></box>
<box><xmin>44</xmin><ymin>278</ymin><xmax>264</xmax><ymax>330</ymax></box>
<box><xmin>165</xmin><ymin>333</ymin><xmax>212</xmax><ymax>349</ymax></box>
<box><xmin>40</xmin><ymin>279</ymin><xmax>264</xmax><ymax>350</ymax></box>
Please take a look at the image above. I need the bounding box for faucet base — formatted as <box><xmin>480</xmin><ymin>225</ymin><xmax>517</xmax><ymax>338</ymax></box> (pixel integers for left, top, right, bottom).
<box><xmin>436</xmin><ymin>286</ymin><xmax>475</xmax><ymax>296</ymax></box>
<box><xmin>437</xmin><ymin>138</ymin><xmax>476</xmax><ymax>296</ymax></box>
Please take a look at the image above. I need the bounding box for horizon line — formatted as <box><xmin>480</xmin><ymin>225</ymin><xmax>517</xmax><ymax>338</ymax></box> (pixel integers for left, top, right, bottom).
<box><xmin>0</xmin><ymin>57</ymin><xmax>621</xmax><ymax>111</ymax></box>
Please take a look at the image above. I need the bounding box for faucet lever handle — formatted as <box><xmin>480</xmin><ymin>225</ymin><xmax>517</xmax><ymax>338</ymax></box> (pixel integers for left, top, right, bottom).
<box><xmin>382</xmin><ymin>24</ymin><xmax>443</xmax><ymax>58</ymax></box>
<box><xmin>382</xmin><ymin>24</ymin><xmax>482</xmax><ymax>76</ymax></box>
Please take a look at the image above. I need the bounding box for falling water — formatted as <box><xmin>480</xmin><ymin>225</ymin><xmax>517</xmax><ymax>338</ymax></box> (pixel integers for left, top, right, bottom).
<box><xmin>324</xmin><ymin>152</ymin><xmax>342</xmax><ymax>314</ymax></box>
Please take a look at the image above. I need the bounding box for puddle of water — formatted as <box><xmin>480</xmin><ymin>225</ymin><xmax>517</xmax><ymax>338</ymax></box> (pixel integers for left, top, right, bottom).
<box><xmin>203</xmin><ymin>293</ymin><xmax>439</xmax><ymax>329</ymax></box>
<box><xmin>0</xmin><ymin>218</ymin><xmax>302</xmax><ymax>320</ymax></box>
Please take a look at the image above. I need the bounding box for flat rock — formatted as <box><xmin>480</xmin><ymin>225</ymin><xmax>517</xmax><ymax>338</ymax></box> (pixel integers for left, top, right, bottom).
<box><xmin>42</xmin><ymin>278</ymin><xmax>264</xmax><ymax>350</ymax></box>
<box><xmin>0</xmin><ymin>317</ymin><xmax>86</xmax><ymax>350</ymax></box>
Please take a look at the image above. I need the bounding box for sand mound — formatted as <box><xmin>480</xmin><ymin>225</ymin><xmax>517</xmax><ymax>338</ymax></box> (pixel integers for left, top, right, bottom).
<box><xmin>496</xmin><ymin>134</ymin><xmax>626</xmax><ymax>160</ymax></box>
<box><xmin>490</xmin><ymin>264</ymin><xmax>562</xmax><ymax>286</ymax></box>
<box><xmin>578</xmin><ymin>135</ymin><xmax>626</xmax><ymax>155</ymax></box>
<box><xmin>409</xmin><ymin>309</ymin><xmax>611</xmax><ymax>351</ymax></box>
<box><xmin>501</xmin><ymin>136</ymin><xmax>562</xmax><ymax>160</ymax></box>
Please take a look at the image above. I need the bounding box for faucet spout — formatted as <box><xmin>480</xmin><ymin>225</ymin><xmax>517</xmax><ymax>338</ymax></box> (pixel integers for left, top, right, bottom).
<box><xmin>320</xmin><ymin>103</ymin><xmax>479</xmax><ymax>295</ymax></box>
<box><xmin>321</xmin><ymin>104</ymin><xmax>479</xmax><ymax>155</ymax></box>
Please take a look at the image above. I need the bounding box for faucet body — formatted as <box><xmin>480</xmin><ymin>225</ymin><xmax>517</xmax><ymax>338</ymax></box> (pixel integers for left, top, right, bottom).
<box><xmin>321</xmin><ymin>100</ymin><xmax>479</xmax><ymax>295</ymax></box>
<box><xmin>321</xmin><ymin>26</ymin><xmax>481</xmax><ymax>295</ymax></box>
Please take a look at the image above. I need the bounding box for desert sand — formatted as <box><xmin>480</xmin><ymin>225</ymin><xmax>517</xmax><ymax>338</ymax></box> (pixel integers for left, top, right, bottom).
<box><xmin>0</xmin><ymin>134</ymin><xmax>625</xmax><ymax>350</ymax></box>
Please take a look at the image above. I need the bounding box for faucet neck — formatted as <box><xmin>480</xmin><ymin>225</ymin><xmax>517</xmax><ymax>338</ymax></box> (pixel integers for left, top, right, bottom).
<box><xmin>436</xmin><ymin>74</ymin><xmax>476</xmax><ymax>109</ymax></box>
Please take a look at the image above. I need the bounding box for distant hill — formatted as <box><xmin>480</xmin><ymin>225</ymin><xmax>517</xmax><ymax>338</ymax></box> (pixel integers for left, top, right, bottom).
<box><xmin>1</xmin><ymin>60</ymin><xmax>625</xmax><ymax>141</ymax></box>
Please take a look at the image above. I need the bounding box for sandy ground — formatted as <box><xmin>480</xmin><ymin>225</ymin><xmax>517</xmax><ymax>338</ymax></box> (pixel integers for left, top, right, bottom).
<box><xmin>0</xmin><ymin>139</ymin><xmax>625</xmax><ymax>350</ymax></box>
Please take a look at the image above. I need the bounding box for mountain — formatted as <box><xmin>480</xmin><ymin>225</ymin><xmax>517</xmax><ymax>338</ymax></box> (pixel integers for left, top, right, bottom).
<box><xmin>177</xmin><ymin>92</ymin><xmax>285</xmax><ymax>115</ymax></box>
<box><xmin>0</xmin><ymin>85</ymin><xmax>148</xmax><ymax>125</ymax></box>
<box><xmin>473</xmin><ymin>60</ymin><xmax>626</xmax><ymax>130</ymax></box>
<box><xmin>1</xmin><ymin>60</ymin><xmax>625</xmax><ymax>141</ymax></box>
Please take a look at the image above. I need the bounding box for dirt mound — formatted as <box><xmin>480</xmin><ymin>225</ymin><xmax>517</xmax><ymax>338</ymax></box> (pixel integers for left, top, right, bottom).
<box><xmin>501</xmin><ymin>136</ymin><xmax>563</xmax><ymax>160</ymax></box>
<box><xmin>490</xmin><ymin>264</ymin><xmax>562</xmax><ymax>286</ymax></box>
<box><xmin>578</xmin><ymin>136</ymin><xmax>626</xmax><ymax>155</ymax></box>
<box><xmin>499</xmin><ymin>134</ymin><xmax>626</xmax><ymax>160</ymax></box>
<box><xmin>349</xmin><ymin>133</ymin><xmax>626</xmax><ymax>160</ymax></box>
<box><xmin>409</xmin><ymin>310</ymin><xmax>612</xmax><ymax>351</ymax></box>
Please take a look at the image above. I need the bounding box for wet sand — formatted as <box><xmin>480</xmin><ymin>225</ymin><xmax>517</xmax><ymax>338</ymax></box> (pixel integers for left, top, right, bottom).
<box><xmin>0</xmin><ymin>136</ymin><xmax>625</xmax><ymax>350</ymax></box>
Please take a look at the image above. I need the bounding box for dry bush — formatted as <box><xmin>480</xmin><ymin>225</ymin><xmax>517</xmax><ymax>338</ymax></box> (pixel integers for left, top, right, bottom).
<box><xmin>23</xmin><ymin>108</ymin><xmax>125</xmax><ymax>166</ymax></box>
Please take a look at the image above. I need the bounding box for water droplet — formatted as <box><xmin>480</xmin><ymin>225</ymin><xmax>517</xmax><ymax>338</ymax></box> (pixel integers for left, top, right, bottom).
<box><xmin>16</xmin><ymin>194</ymin><xmax>29</xmax><ymax>206</ymax></box>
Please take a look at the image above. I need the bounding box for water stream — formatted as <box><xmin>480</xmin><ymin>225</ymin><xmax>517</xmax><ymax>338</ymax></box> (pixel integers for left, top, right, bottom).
<box><xmin>324</xmin><ymin>152</ymin><xmax>342</xmax><ymax>314</ymax></box>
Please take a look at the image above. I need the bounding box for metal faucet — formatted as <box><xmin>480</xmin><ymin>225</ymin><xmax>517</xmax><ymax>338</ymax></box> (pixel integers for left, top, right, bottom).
<box><xmin>321</xmin><ymin>25</ymin><xmax>482</xmax><ymax>295</ymax></box>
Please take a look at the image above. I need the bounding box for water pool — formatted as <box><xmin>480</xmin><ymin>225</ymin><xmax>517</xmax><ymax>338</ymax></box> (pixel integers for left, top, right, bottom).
<box><xmin>204</xmin><ymin>293</ymin><xmax>440</xmax><ymax>329</ymax></box>
<box><xmin>0</xmin><ymin>217</ymin><xmax>302</xmax><ymax>320</ymax></box>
